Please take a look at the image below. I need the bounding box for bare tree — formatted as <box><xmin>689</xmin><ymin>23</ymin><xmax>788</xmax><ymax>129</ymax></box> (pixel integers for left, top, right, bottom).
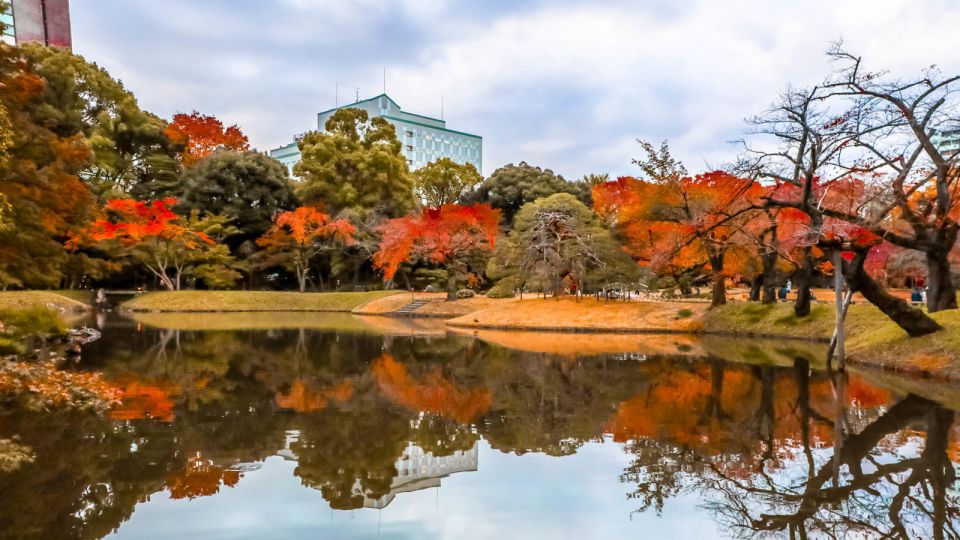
<box><xmin>820</xmin><ymin>43</ymin><xmax>960</xmax><ymax>312</ymax></box>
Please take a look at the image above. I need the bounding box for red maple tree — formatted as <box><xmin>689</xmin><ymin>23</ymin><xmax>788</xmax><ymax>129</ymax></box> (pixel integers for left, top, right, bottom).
<box><xmin>165</xmin><ymin>111</ymin><xmax>250</xmax><ymax>167</ymax></box>
<box><xmin>372</xmin><ymin>204</ymin><xmax>500</xmax><ymax>300</ymax></box>
<box><xmin>593</xmin><ymin>172</ymin><xmax>762</xmax><ymax>306</ymax></box>
<box><xmin>255</xmin><ymin>207</ymin><xmax>355</xmax><ymax>292</ymax></box>
<box><xmin>78</xmin><ymin>197</ymin><xmax>217</xmax><ymax>290</ymax></box>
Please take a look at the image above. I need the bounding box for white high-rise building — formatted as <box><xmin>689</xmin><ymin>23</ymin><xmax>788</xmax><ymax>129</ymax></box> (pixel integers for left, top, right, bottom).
<box><xmin>270</xmin><ymin>93</ymin><xmax>482</xmax><ymax>176</ymax></box>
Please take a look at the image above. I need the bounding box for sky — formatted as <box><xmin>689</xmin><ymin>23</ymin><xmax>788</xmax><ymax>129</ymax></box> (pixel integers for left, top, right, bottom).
<box><xmin>72</xmin><ymin>0</ymin><xmax>960</xmax><ymax>179</ymax></box>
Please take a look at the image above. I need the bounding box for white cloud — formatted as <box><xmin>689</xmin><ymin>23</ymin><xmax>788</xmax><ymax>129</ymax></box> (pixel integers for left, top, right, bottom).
<box><xmin>71</xmin><ymin>0</ymin><xmax>960</xmax><ymax>179</ymax></box>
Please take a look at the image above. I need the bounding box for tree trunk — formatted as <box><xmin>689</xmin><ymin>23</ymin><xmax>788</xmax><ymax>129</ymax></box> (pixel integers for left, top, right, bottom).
<box><xmin>844</xmin><ymin>249</ymin><xmax>942</xmax><ymax>337</ymax></box>
<box><xmin>297</xmin><ymin>269</ymin><xmax>307</xmax><ymax>293</ymax></box>
<box><xmin>794</xmin><ymin>253</ymin><xmax>814</xmax><ymax>317</ymax></box>
<box><xmin>926</xmin><ymin>248</ymin><xmax>958</xmax><ymax>313</ymax></box>
<box><xmin>446</xmin><ymin>275</ymin><xmax>457</xmax><ymax>301</ymax></box>
<box><xmin>761</xmin><ymin>249</ymin><xmax>778</xmax><ymax>304</ymax></box>
<box><xmin>748</xmin><ymin>275</ymin><xmax>762</xmax><ymax>302</ymax></box>
<box><xmin>711</xmin><ymin>278</ymin><xmax>726</xmax><ymax>307</ymax></box>
<box><xmin>708</xmin><ymin>252</ymin><xmax>726</xmax><ymax>307</ymax></box>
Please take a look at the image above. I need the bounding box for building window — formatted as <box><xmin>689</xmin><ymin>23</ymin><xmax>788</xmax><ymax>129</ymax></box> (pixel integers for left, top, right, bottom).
<box><xmin>406</xmin><ymin>130</ymin><xmax>414</xmax><ymax>137</ymax></box>
<box><xmin>406</xmin><ymin>145</ymin><xmax>413</xmax><ymax>151</ymax></box>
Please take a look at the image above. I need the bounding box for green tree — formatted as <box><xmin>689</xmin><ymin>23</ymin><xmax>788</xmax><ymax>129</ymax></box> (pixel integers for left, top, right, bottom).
<box><xmin>176</xmin><ymin>151</ymin><xmax>299</xmax><ymax>245</ymax></box>
<box><xmin>487</xmin><ymin>193</ymin><xmax>640</xmax><ymax>296</ymax></box>
<box><xmin>0</xmin><ymin>43</ymin><xmax>97</xmax><ymax>289</ymax></box>
<box><xmin>295</xmin><ymin>108</ymin><xmax>415</xmax><ymax>219</ymax></box>
<box><xmin>17</xmin><ymin>44</ymin><xmax>179</xmax><ymax>201</ymax></box>
<box><xmin>412</xmin><ymin>157</ymin><xmax>482</xmax><ymax>207</ymax></box>
<box><xmin>468</xmin><ymin>162</ymin><xmax>593</xmax><ymax>226</ymax></box>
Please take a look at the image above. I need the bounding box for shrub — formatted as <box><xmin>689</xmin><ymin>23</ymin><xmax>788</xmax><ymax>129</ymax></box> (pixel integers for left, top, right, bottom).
<box><xmin>456</xmin><ymin>289</ymin><xmax>476</xmax><ymax>299</ymax></box>
<box><xmin>0</xmin><ymin>439</ymin><xmax>34</xmax><ymax>473</ymax></box>
<box><xmin>0</xmin><ymin>360</ymin><xmax>121</xmax><ymax>412</ymax></box>
<box><xmin>676</xmin><ymin>308</ymin><xmax>694</xmax><ymax>319</ymax></box>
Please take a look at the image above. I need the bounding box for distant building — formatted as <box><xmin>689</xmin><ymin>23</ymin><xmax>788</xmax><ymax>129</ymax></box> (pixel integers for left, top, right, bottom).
<box><xmin>359</xmin><ymin>441</ymin><xmax>479</xmax><ymax>510</ymax></box>
<box><xmin>933</xmin><ymin>127</ymin><xmax>960</xmax><ymax>155</ymax></box>
<box><xmin>270</xmin><ymin>93</ymin><xmax>482</xmax><ymax>175</ymax></box>
<box><xmin>1</xmin><ymin>0</ymin><xmax>72</xmax><ymax>49</ymax></box>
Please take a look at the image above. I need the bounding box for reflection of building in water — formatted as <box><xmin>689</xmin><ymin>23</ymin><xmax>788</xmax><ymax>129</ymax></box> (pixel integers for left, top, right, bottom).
<box><xmin>360</xmin><ymin>442</ymin><xmax>479</xmax><ymax>510</ymax></box>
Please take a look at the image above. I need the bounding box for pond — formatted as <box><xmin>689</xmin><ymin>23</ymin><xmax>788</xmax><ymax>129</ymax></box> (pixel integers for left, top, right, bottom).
<box><xmin>1</xmin><ymin>313</ymin><xmax>958</xmax><ymax>539</ymax></box>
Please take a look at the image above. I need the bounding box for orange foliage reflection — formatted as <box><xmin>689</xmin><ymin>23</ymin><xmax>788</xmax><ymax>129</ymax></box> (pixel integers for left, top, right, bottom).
<box><xmin>108</xmin><ymin>374</ymin><xmax>181</xmax><ymax>422</ymax></box>
<box><xmin>372</xmin><ymin>354</ymin><xmax>491</xmax><ymax>423</ymax></box>
<box><xmin>274</xmin><ymin>379</ymin><xmax>354</xmax><ymax>412</ymax></box>
<box><xmin>166</xmin><ymin>455</ymin><xmax>241</xmax><ymax>500</ymax></box>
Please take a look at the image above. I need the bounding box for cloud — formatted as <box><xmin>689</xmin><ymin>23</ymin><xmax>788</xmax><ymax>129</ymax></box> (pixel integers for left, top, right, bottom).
<box><xmin>71</xmin><ymin>0</ymin><xmax>960</xmax><ymax>179</ymax></box>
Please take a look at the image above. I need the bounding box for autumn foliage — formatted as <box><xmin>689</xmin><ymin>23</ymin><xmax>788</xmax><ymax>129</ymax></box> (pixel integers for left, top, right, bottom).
<box><xmin>594</xmin><ymin>172</ymin><xmax>761</xmax><ymax>305</ymax></box>
<box><xmin>274</xmin><ymin>379</ymin><xmax>355</xmax><ymax>413</ymax></box>
<box><xmin>373</xmin><ymin>204</ymin><xmax>500</xmax><ymax>297</ymax></box>
<box><xmin>165</xmin><ymin>111</ymin><xmax>249</xmax><ymax>168</ymax></box>
<box><xmin>77</xmin><ymin>198</ymin><xmax>217</xmax><ymax>290</ymax></box>
<box><xmin>372</xmin><ymin>354</ymin><xmax>492</xmax><ymax>423</ymax></box>
<box><xmin>255</xmin><ymin>207</ymin><xmax>356</xmax><ymax>292</ymax></box>
<box><xmin>166</xmin><ymin>456</ymin><xmax>241</xmax><ymax>500</ymax></box>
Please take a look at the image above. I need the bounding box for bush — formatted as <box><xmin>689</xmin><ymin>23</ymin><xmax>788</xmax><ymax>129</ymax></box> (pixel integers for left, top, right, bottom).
<box><xmin>456</xmin><ymin>289</ymin><xmax>476</xmax><ymax>299</ymax></box>
<box><xmin>486</xmin><ymin>287</ymin><xmax>515</xmax><ymax>299</ymax></box>
<box><xmin>676</xmin><ymin>308</ymin><xmax>694</xmax><ymax>319</ymax></box>
<box><xmin>0</xmin><ymin>359</ymin><xmax>121</xmax><ymax>412</ymax></box>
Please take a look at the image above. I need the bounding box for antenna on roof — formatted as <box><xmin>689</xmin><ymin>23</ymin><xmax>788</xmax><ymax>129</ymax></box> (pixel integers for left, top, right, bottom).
<box><xmin>355</xmin><ymin>87</ymin><xmax>360</xmax><ymax>103</ymax></box>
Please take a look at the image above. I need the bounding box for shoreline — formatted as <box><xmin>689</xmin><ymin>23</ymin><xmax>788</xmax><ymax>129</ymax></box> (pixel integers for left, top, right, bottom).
<box><xmin>6</xmin><ymin>290</ymin><xmax>959</xmax><ymax>383</ymax></box>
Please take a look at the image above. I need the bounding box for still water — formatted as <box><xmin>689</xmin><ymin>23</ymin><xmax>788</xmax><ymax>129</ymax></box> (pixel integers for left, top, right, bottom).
<box><xmin>1</xmin><ymin>313</ymin><xmax>959</xmax><ymax>539</ymax></box>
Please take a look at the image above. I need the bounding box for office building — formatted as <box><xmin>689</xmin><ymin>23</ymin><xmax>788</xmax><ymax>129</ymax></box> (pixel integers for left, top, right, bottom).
<box><xmin>933</xmin><ymin>127</ymin><xmax>960</xmax><ymax>155</ymax></box>
<box><xmin>270</xmin><ymin>93</ymin><xmax>482</xmax><ymax>175</ymax></box>
<box><xmin>1</xmin><ymin>0</ymin><xmax>72</xmax><ymax>49</ymax></box>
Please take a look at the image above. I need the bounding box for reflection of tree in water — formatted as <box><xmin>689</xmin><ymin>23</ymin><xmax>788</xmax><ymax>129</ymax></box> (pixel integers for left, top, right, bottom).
<box><xmin>291</xmin><ymin>403</ymin><xmax>411</xmax><ymax>510</ymax></box>
<box><xmin>612</xmin><ymin>356</ymin><xmax>960</xmax><ymax>537</ymax></box>
<box><xmin>478</xmin><ymin>349</ymin><xmax>653</xmax><ymax>456</ymax></box>
<box><xmin>703</xmin><ymin>390</ymin><xmax>959</xmax><ymax>539</ymax></box>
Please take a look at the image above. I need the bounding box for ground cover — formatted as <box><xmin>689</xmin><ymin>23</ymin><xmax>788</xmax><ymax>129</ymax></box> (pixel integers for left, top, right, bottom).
<box><xmin>121</xmin><ymin>290</ymin><xmax>400</xmax><ymax>312</ymax></box>
<box><xmin>446</xmin><ymin>297</ymin><xmax>707</xmax><ymax>333</ymax></box>
<box><xmin>353</xmin><ymin>292</ymin><xmax>517</xmax><ymax>317</ymax></box>
<box><xmin>0</xmin><ymin>291</ymin><xmax>90</xmax><ymax>312</ymax></box>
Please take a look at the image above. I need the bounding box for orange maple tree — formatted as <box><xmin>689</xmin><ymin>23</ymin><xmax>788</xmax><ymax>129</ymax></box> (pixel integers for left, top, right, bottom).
<box><xmin>77</xmin><ymin>197</ymin><xmax>216</xmax><ymax>290</ymax></box>
<box><xmin>255</xmin><ymin>206</ymin><xmax>355</xmax><ymax>292</ymax></box>
<box><xmin>165</xmin><ymin>111</ymin><xmax>249</xmax><ymax>167</ymax></box>
<box><xmin>373</xmin><ymin>204</ymin><xmax>500</xmax><ymax>299</ymax></box>
<box><xmin>593</xmin><ymin>172</ymin><xmax>762</xmax><ymax>306</ymax></box>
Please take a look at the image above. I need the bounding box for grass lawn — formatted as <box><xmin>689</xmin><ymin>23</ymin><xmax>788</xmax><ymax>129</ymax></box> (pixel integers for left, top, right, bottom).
<box><xmin>354</xmin><ymin>292</ymin><xmax>519</xmax><ymax>317</ymax></box>
<box><xmin>446</xmin><ymin>297</ymin><xmax>707</xmax><ymax>332</ymax></box>
<box><xmin>122</xmin><ymin>290</ymin><xmax>401</xmax><ymax>312</ymax></box>
<box><xmin>0</xmin><ymin>291</ymin><xmax>91</xmax><ymax>312</ymax></box>
<box><xmin>701</xmin><ymin>302</ymin><xmax>882</xmax><ymax>341</ymax></box>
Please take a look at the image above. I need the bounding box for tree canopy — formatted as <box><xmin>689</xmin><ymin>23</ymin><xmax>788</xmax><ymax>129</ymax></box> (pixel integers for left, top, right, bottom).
<box><xmin>295</xmin><ymin>108</ymin><xmax>415</xmax><ymax>219</ymax></box>
<box><xmin>412</xmin><ymin>157</ymin><xmax>482</xmax><ymax>207</ymax></box>
<box><xmin>467</xmin><ymin>162</ymin><xmax>593</xmax><ymax>226</ymax></box>
<box><xmin>488</xmin><ymin>193</ymin><xmax>640</xmax><ymax>296</ymax></box>
<box><xmin>177</xmin><ymin>151</ymin><xmax>299</xmax><ymax>244</ymax></box>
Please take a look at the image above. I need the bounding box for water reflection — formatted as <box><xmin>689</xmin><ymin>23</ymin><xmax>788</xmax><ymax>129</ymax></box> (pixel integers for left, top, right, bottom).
<box><xmin>0</xmin><ymin>315</ymin><xmax>957</xmax><ymax>538</ymax></box>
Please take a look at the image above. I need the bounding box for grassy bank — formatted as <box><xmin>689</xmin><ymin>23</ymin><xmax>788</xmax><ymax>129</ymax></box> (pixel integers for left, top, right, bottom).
<box><xmin>700</xmin><ymin>302</ymin><xmax>881</xmax><ymax>341</ymax></box>
<box><xmin>446</xmin><ymin>297</ymin><xmax>707</xmax><ymax>333</ymax></box>
<box><xmin>0</xmin><ymin>291</ymin><xmax>90</xmax><ymax>312</ymax></box>
<box><xmin>122</xmin><ymin>290</ymin><xmax>401</xmax><ymax>312</ymax></box>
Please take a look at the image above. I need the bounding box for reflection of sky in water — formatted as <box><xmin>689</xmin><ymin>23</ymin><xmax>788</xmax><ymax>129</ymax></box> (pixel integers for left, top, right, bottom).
<box><xmin>3</xmin><ymin>316</ymin><xmax>954</xmax><ymax>539</ymax></box>
<box><xmin>109</xmin><ymin>440</ymin><xmax>720</xmax><ymax>539</ymax></box>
